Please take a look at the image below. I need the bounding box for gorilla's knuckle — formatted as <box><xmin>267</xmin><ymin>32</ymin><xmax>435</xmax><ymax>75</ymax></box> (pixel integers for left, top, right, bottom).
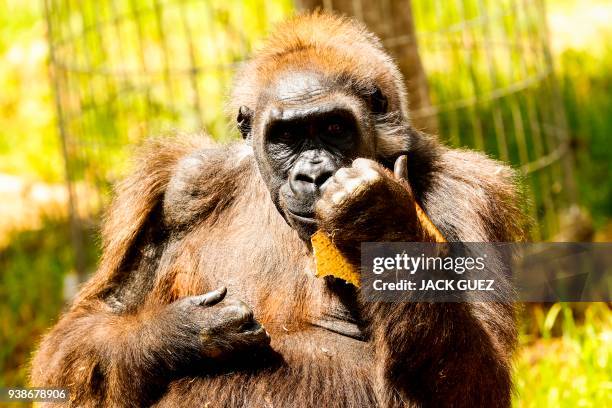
<box><xmin>315</xmin><ymin>199</ymin><xmax>333</xmax><ymax>219</ymax></box>
<box><xmin>324</xmin><ymin>181</ymin><xmax>340</xmax><ymax>196</ymax></box>
<box><xmin>330</xmin><ymin>190</ymin><xmax>348</xmax><ymax>205</ymax></box>
<box><xmin>334</xmin><ymin>167</ymin><xmax>351</xmax><ymax>179</ymax></box>
<box><xmin>342</xmin><ymin>175</ymin><xmax>365</xmax><ymax>192</ymax></box>
<box><xmin>361</xmin><ymin>167</ymin><xmax>382</xmax><ymax>183</ymax></box>
<box><xmin>352</xmin><ymin>158</ymin><xmax>375</xmax><ymax>169</ymax></box>
<box><xmin>223</xmin><ymin>300</ymin><xmax>253</xmax><ymax>322</ymax></box>
<box><xmin>249</xmin><ymin>326</ymin><xmax>271</xmax><ymax>345</ymax></box>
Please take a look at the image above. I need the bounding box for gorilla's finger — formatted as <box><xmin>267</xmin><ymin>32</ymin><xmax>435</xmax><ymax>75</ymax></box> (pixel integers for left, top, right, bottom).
<box><xmin>393</xmin><ymin>155</ymin><xmax>415</xmax><ymax>199</ymax></box>
<box><xmin>320</xmin><ymin>177</ymin><xmax>342</xmax><ymax>196</ymax></box>
<box><xmin>341</xmin><ymin>175</ymin><xmax>366</xmax><ymax>195</ymax></box>
<box><xmin>393</xmin><ymin>155</ymin><xmax>408</xmax><ymax>181</ymax></box>
<box><xmin>352</xmin><ymin>158</ymin><xmax>377</xmax><ymax>170</ymax></box>
<box><xmin>315</xmin><ymin>198</ymin><xmax>334</xmax><ymax>219</ymax></box>
<box><xmin>333</xmin><ymin>167</ymin><xmax>360</xmax><ymax>182</ymax></box>
<box><xmin>245</xmin><ymin>325</ymin><xmax>271</xmax><ymax>346</ymax></box>
<box><xmin>218</xmin><ymin>299</ymin><xmax>254</xmax><ymax>325</ymax></box>
<box><xmin>196</xmin><ymin>286</ymin><xmax>227</xmax><ymax>306</ymax></box>
<box><xmin>331</xmin><ymin>189</ymin><xmax>348</xmax><ymax>205</ymax></box>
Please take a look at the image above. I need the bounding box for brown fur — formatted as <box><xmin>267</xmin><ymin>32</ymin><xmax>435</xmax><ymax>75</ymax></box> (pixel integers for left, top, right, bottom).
<box><xmin>31</xmin><ymin>12</ymin><xmax>526</xmax><ymax>407</ymax></box>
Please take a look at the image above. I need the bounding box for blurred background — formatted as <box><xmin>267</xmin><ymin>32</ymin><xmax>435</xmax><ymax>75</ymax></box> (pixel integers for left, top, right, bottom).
<box><xmin>0</xmin><ymin>0</ymin><xmax>610</xmax><ymax>406</ymax></box>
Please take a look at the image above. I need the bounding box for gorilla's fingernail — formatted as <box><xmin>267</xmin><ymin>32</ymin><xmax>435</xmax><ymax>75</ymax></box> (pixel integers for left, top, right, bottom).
<box><xmin>200</xmin><ymin>286</ymin><xmax>227</xmax><ymax>306</ymax></box>
<box><xmin>394</xmin><ymin>155</ymin><xmax>408</xmax><ymax>181</ymax></box>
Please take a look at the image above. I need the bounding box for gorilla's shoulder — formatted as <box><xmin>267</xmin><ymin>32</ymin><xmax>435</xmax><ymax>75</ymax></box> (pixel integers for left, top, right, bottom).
<box><xmin>162</xmin><ymin>141</ymin><xmax>257</xmax><ymax>228</ymax></box>
<box><xmin>424</xmin><ymin>146</ymin><xmax>528</xmax><ymax>241</ymax></box>
<box><xmin>168</xmin><ymin>141</ymin><xmax>255</xmax><ymax>187</ymax></box>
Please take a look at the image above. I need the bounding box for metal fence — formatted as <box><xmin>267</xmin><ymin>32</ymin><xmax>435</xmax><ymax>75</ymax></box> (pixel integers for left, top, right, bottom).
<box><xmin>409</xmin><ymin>0</ymin><xmax>576</xmax><ymax>241</ymax></box>
<box><xmin>43</xmin><ymin>0</ymin><xmax>576</xmax><ymax>273</ymax></box>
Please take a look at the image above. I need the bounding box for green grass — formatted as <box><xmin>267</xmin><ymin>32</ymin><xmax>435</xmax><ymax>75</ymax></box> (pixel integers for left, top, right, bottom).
<box><xmin>514</xmin><ymin>303</ymin><xmax>612</xmax><ymax>406</ymax></box>
<box><xmin>0</xmin><ymin>215</ymin><xmax>99</xmax><ymax>388</ymax></box>
<box><xmin>0</xmin><ymin>216</ymin><xmax>75</xmax><ymax>387</ymax></box>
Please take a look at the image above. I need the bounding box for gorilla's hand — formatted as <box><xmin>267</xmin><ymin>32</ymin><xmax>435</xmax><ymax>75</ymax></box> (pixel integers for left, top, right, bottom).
<box><xmin>159</xmin><ymin>287</ymin><xmax>270</xmax><ymax>364</ymax></box>
<box><xmin>315</xmin><ymin>157</ymin><xmax>423</xmax><ymax>264</ymax></box>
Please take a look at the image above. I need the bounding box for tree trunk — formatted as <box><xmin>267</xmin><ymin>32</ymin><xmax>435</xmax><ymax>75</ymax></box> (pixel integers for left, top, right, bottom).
<box><xmin>296</xmin><ymin>0</ymin><xmax>438</xmax><ymax>133</ymax></box>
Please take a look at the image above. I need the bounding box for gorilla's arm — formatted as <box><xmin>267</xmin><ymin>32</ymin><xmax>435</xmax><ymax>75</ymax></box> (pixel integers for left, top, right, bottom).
<box><xmin>30</xmin><ymin>139</ymin><xmax>268</xmax><ymax>407</ymax></box>
<box><xmin>317</xmin><ymin>146</ymin><xmax>524</xmax><ymax>407</ymax></box>
<box><xmin>31</xmin><ymin>289</ymin><xmax>258</xmax><ymax>407</ymax></box>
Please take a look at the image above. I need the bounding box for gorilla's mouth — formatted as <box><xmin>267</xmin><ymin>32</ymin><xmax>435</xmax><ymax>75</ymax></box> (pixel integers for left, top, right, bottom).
<box><xmin>278</xmin><ymin>186</ymin><xmax>320</xmax><ymax>238</ymax></box>
<box><xmin>286</xmin><ymin>209</ymin><xmax>316</xmax><ymax>222</ymax></box>
<box><xmin>285</xmin><ymin>208</ymin><xmax>319</xmax><ymax>238</ymax></box>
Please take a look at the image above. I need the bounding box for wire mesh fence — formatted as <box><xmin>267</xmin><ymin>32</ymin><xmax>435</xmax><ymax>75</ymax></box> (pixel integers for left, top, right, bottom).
<box><xmin>43</xmin><ymin>0</ymin><xmax>576</xmax><ymax>273</ymax></box>
<box><xmin>409</xmin><ymin>0</ymin><xmax>577</xmax><ymax>241</ymax></box>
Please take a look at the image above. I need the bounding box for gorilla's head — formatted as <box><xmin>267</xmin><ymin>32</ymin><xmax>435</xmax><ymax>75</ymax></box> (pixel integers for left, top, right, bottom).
<box><xmin>231</xmin><ymin>13</ymin><xmax>412</xmax><ymax>240</ymax></box>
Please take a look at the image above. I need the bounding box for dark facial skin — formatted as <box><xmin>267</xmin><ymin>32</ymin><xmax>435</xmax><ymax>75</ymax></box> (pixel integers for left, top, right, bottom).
<box><xmin>239</xmin><ymin>70</ymin><xmax>380</xmax><ymax>240</ymax></box>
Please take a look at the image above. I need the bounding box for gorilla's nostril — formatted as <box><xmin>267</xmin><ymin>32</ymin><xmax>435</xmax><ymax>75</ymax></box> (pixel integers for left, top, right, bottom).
<box><xmin>295</xmin><ymin>173</ymin><xmax>315</xmax><ymax>184</ymax></box>
<box><xmin>289</xmin><ymin>172</ymin><xmax>318</xmax><ymax>196</ymax></box>
<box><xmin>315</xmin><ymin>171</ymin><xmax>333</xmax><ymax>188</ymax></box>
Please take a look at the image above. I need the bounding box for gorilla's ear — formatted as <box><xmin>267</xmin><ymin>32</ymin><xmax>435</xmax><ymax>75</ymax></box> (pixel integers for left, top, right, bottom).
<box><xmin>237</xmin><ymin>105</ymin><xmax>253</xmax><ymax>140</ymax></box>
<box><xmin>369</xmin><ymin>86</ymin><xmax>388</xmax><ymax>115</ymax></box>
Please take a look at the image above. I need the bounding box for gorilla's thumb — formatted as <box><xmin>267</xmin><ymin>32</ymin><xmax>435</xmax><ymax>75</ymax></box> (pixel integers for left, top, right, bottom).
<box><xmin>195</xmin><ymin>286</ymin><xmax>227</xmax><ymax>306</ymax></box>
<box><xmin>393</xmin><ymin>155</ymin><xmax>408</xmax><ymax>181</ymax></box>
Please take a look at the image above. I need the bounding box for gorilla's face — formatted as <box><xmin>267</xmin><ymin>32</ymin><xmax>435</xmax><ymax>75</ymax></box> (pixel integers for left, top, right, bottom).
<box><xmin>237</xmin><ymin>69</ymin><xmax>388</xmax><ymax>241</ymax></box>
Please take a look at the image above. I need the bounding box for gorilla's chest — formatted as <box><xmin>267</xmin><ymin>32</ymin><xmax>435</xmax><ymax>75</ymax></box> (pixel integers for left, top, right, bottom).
<box><xmin>156</xmin><ymin>327</ymin><xmax>377</xmax><ymax>408</ymax></box>
<box><xmin>159</xmin><ymin>224</ymin><xmax>379</xmax><ymax>406</ymax></box>
<box><xmin>195</xmin><ymin>219</ymin><xmax>366</xmax><ymax>335</ymax></box>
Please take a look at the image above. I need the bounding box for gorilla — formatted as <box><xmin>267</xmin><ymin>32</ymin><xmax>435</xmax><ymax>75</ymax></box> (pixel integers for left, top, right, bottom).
<box><xmin>32</xmin><ymin>12</ymin><xmax>525</xmax><ymax>408</ymax></box>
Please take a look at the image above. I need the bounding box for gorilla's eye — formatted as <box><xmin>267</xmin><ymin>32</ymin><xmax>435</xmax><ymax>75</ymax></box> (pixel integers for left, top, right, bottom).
<box><xmin>268</xmin><ymin>124</ymin><xmax>297</xmax><ymax>146</ymax></box>
<box><xmin>319</xmin><ymin>112</ymin><xmax>356</xmax><ymax>149</ymax></box>
<box><xmin>327</xmin><ymin>122</ymin><xmax>343</xmax><ymax>134</ymax></box>
<box><xmin>280</xmin><ymin>130</ymin><xmax>293</xmax><ymax>141</ymax></box>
